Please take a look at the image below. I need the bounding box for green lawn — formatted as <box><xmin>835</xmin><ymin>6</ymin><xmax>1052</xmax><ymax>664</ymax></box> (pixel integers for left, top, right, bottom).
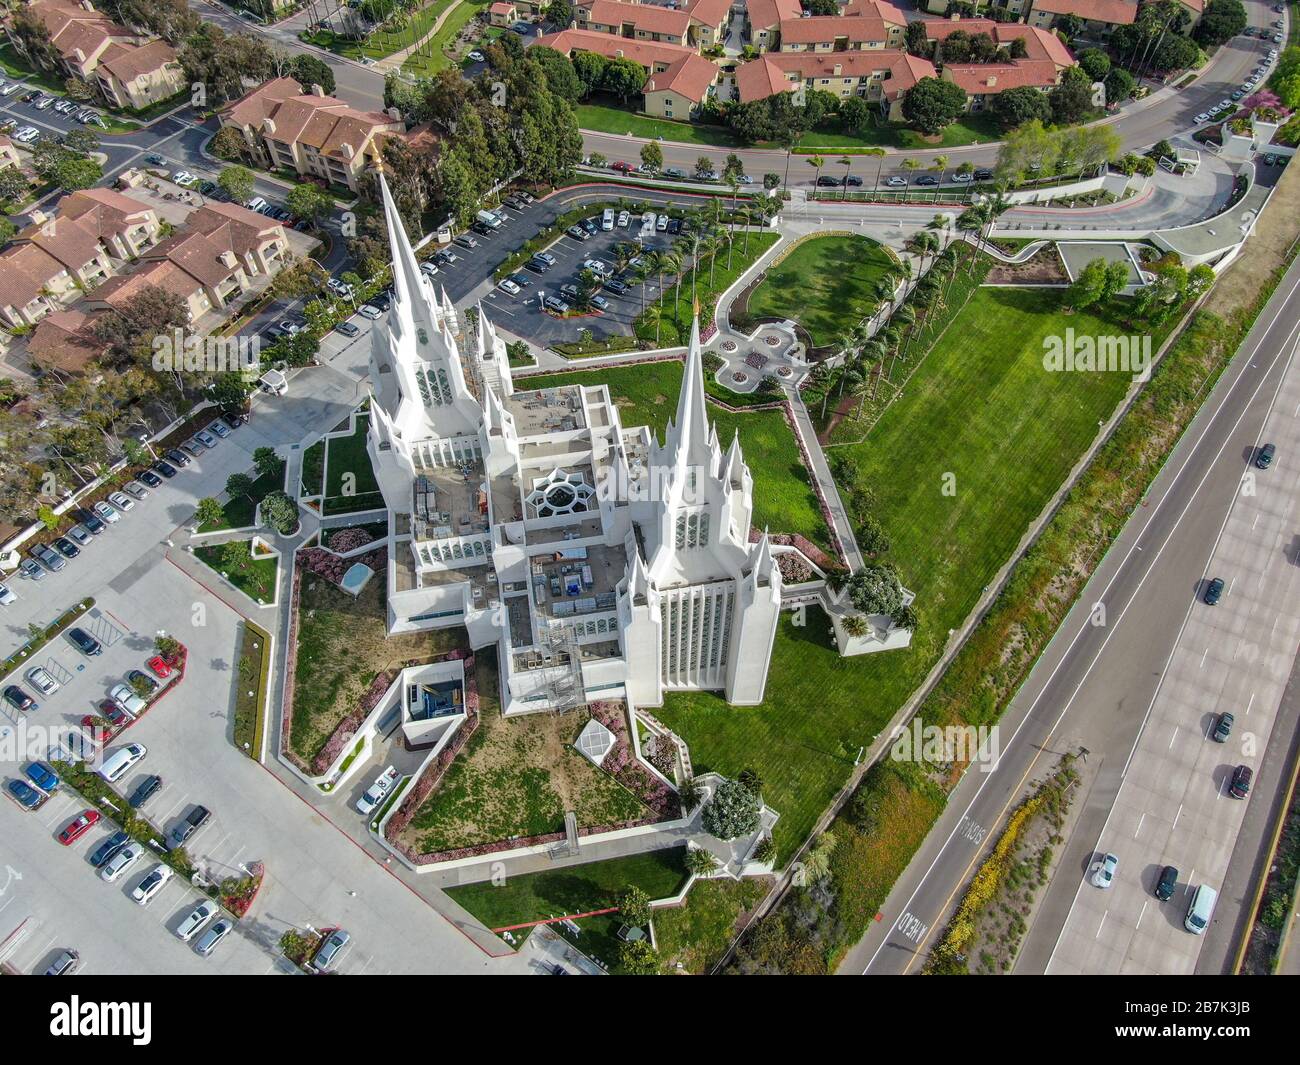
<box><xmin>576</xmin><ymin>101</ymin><xmax>743</xmax><ymax>148</ymax></box>
<box><xmin>652</xmin><ymin>875</ymin><xmax>771</xmax><ymax>974</ymax></box>
<box><xmin>0</xmin><ymin>43</ymin><xmax>69</xmax><ymax>94</ymax></box>
<box><xmin>201</xmin><ymin>461</ymin><xmax>286</xmax><ymax>532</ymax></box>
<box><xmin>302</xmin><ymin>0</ymin><xmax>459</xmax><ymax>64</ymax></box>
<box><xmin>745</xmin><ymin>235</ymin><xmax>899</xmax><ymax>348</ymax></box>
<box><xmin>447</xmin><ymin>848</ymin><xmax>689</xmax><ymax>929</ymax></box>
<box><xmin>400</xmin><ymin>0</ymin><xmax>484</xmax><ymax>78</ymax></box>
<box><xmin>524</xmin><ymin>360</ymin><xmax>830</xmax><ymax>549</ymax></box>
<box><xmin>195</xmin><ymin>541</ymin><xmax>279</xmax><ymax>602</ymax></box>
<box><xmin>301</xmin><ymin>440</ymin><xmax>325</xmax><ymax>496</ymax></box>
<box><xmin>659</xmin><ymin>285</ymin><xmax>1166</xmax><ymax>863</ymax></box>
<box><xmin>323</xmin><ymin>414</ymin><xmax>383</xmax><ymax>515</ymax></box>
<box><xmin>636</xmin><ymin>231</ymin><xmax>780</xmax><ymax>347</ymax></box>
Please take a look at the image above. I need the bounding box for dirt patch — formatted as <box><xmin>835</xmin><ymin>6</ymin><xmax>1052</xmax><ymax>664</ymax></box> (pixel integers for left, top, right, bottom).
<box><xmin>986</xmin><ymin>245</ymin><xmax>1068</xmax><ymax>285</ymax></box>
<box><xmin>1213</xmin><ymin>162</ymin><xmax>1300</xmax><ymax>316</ymax></box>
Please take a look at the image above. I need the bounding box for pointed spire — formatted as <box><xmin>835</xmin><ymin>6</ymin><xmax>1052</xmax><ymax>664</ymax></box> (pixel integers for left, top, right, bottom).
<box><xmin>628</xmin><ymin>549</ymin><xmax>649</xmax><ymax>600</ymax></box>
<box><xmin>724</xmin><ymin>427</ymin><xmax>744</xmax><ymax>486</ymax></box>
<box><xmin>477</xmin><ymin>301</ymin><xmax>497</xmax><ymax>355</ymax></box>
<box><xmin>669</xmin><ymin>315</ymin><xmax>711</xmax><ymax>471</ymax></box>
<box><xmin>376</xmin><ymin>171</ymin><xmax>424</xmax><ymax>331</ymax></box>
<box><xmin>749</xmin><ymin>527</ymin><xmax>774</xmax><ymax>587</ymax></box>
<box><xmin>440</xmin><ymin>286</ymin><xmax>457</xmax><ymax>329</ymax></box>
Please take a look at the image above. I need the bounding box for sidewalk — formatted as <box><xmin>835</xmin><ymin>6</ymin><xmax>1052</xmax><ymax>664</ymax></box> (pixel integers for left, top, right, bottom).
<box><xmin>372</xmin><ymin>0</ymin><xmax>465</xmax><ymax>74</ymax></box>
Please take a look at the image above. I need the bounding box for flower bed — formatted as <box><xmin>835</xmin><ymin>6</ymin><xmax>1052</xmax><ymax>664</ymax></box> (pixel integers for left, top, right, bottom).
<box><xmin>589</xmin><ymin>701</ymin><xmax>681</xmax><ymax>821</ymax></box>
<box><xmin>222</xmin><ymin>861</ymin><xmax>264</xmax><ymax>919</ymax></box>
<box><xmin>325</xmin><ymin>526</ymin><xmax>375</xmax><ymax>553</ymax></box>
<box><xmin>298</xmin><ymin>544</ymin><xmax>387</xmax><ymax>584</ymax></box>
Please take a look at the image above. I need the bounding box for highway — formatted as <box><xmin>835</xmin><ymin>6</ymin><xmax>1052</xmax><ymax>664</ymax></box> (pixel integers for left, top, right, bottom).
<box><xmin>845</xmin><ymin>232</ymin><xmax>1300</xmax><ymax>975</ymax></box>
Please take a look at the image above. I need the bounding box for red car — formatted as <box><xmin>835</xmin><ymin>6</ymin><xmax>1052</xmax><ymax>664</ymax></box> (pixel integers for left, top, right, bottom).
<box><xmin>610</xmin><ymin>161</ymin><xmax>634</xmax><ymax>173</ymax></box>
<box><xmin>84</xmin><ymin>700</ymin><xmax>129</xmax><ymax>733</ymax></box>
<box><xmin>58</xmin><ymin>810</ymin><xmax>100</xmax><ymax>845</ymax></box>
<box><xmin>146</xmin><ymin>655</ymin><xmax>172</xmax><ymax>679</ymax></box>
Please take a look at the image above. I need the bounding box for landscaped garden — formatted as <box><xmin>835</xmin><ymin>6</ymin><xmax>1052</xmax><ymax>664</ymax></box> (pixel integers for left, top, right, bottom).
<box><xmin>396</xmin><ymin>660</ymin><xmax>653</xmax><ymax>854</ymax></box>
<box><xmin>743</xmin><ymin>234</ymin><xmax>899</xmax><ymax>348</ymax></box>
<box><xmin>288</xmin><ymin>565</ymin><xmax>464</xmax><ymax>766</ymax></box>
<box><xmin>200</xmin><ymin>457</ymin><xmax>286</xmax><ymax>532</ymax></box>
<box><xmin>526</xmin><ymin>359</ymin><xmax>830</xmax><ymax>550</ymax></box>
<box><xmin>195</xmin><ymin>539</ymin><xmax>279</xmax><ymax>603</ymax></box>
<box><xmin>322</xmin><ymin>414</ymin><xmax>384</xmax><ymax>515</ymax></box>
<box><xmin>651</xmin><ymin>875</ymin><xmax>772</xmax><ymax>974</ymax></box>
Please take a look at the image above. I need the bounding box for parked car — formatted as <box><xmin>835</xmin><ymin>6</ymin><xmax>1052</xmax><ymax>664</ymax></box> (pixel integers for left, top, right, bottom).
<box><xmin>151</xmin><ymin>460</ymin><xmax>177</xmax><ymax>479</ymax></box>
<box><xmin>4</xmin><ymin>685</ymin><xmax>38</xmax><ymax>713</ymax></box>
<box><xmin>335</xmin><ymin>320</ymin><xmax>360</xmax><ymax>337</ymax></box>
<box><xmin>163</xmin><ymin>449</ymin><xmax>190</xmax><ymax>468</ymax></box>
<box><xmin>525</xmin><ymin>259</ymin><xmax>549</xmax><ymax>275</ymax></box>
<box><xmin>30</xmin><ymin>544</ymin><xmax>66</xmax><ymax>572</ymax></box>
<box><xmin>195</xmin><ymin>430</ymin><xmax>218</xmax><ymax>449</ymax></box>
<box><xmin>208</xmin><ymin>421</ymin><xmax>230</xmax><ymax>440</ymax></box>
<box><xmin>25</xmin><ymin>761</ymin><xmax>60</xmax><ymax>793</ymax></box>
<box><xmin>176</xmin><ymin>899</ymin><xmax>219</xmax><ymax>942</ymax></box>
<box><xmin>604</xmin><ymin>277</ymin><xmax>630</xmax><ymax>295</ymax></box>
<box><xmin>68</xmin><ymin>628</ymin><xmax>102</xmax><ymax>656</ymax></box>
<box><xmin>358</xmin><ymin>304</ymin><xmax>382</xmax><ymax>320</ymax></box>
<box><xmin>123</xmin><ymin>480</ymin><xmax>150</xmax><ymax>499</ymax></box>
<box><xmin>543</xmin><ymin>296</ymin><xmax>570</xmax><ymax>314</ymax></box>
<box><xmin>137</xmin><ymin>468</ymin><xmax>163</xmax><ymax>487</ymax></box>
<box><xmin>100</xmin><ymin>842</ymin><xmax>143</xmax><ymax>883</ymax></box>
<box><xmin>146</xmin><ymin>655</ymin><xmax>173</xmax><ymax>679</ymax></box>
<box><xmin>58</xmin><ymin>810</ymin><xmax>100</xmax><ymax>845</ymax></box>
<box><xmin>26</xmin><ymin>667</ymin><xmax>59</xmax><ymax>696</ymax></box>
<box><xmin>127</xmin><ymin>669</ymin><xmax>157</xmax><ymax>695</ymax></box>
<box><xmin>884</xmin><ymin>176</ymin><xmax>908</xmax><ymax>188</ymax></box>
<box><xmin>17</xmin><ymin>559</ymin><xmax>44</xmax><ymax>581</ymax></box>
<box><xmin>52</xmin><ymin>537</ymin><xmax>79</xmax><ymax>560</ymax></box>
<box><xmin>7</xmin><ymin>780</ymin><xmax>46</xmax><ymax>810</ymax></box>
<box><xmin>129</xmin><ymin>774</ymin><xmax>163</xmax><ymax>809</ymax></box>
<box><xmin>131</xmin><ymin>864</ymin><xmax>174</xmax><ymax>905</ymax></box>
<box><xmin>110</xmin><ymin>684</ymin><xmax>147</xmax><ymax>717</ymax></box>
<box><xmin>915</xmin><ymin>175</ymin><xmax>939</xmax><ymax>186</ymax></box>
<box><xmin>108</xmin><ymin>491</ymin><xmax>135</xmax><ymax>512</ymax></box>
<box><xmin>453</xmin><ymin>233</ymin><xmax>479</xmax><ymax>249</ymax></box>
<box><xmin>195</xmin><ymin>918</ymin><xmax>233</xmax><ymax>956</ymax></box>
<box><xmin>169</xmin><ymin>805</ymin><xmax>212</xmax><ymax>848</ymax></box>
<box><xmin>565</xmin><ymin>225</ymin><xmax>588</xmax><ymax>241</ymax></box>
<box><xmin>89</xmin><ymin>830</ymin><xmax>131</xmax><ymax>868</ymax></box>
<box><xmin>0</xmin><ymin>582</ymin><xmax>15</xmax><ymax>605</ymax></box>
<box><xmin>590</xmin><ymin>294</ymin><xmax>610</xmax><ymax>311</ymax></box>
<box><xmin>75</xmin><ymin>507</ymin><xmax>105</xmax><ymax>534</ymax></box>
<box><xmin>311</xmin><ymin>929</ymin><xmax>352</xmax><ymax>972</ymax></box>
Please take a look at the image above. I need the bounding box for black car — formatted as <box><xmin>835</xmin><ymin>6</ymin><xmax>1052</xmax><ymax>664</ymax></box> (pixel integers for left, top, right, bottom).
<box><xmin>508</xmin><ymin>272</ymin><xmax>533</xmax><ymax>288</ymax></box>
<box><xmin>75</xmin><ymin>508</ymin><xmax>105</xmax><ymax>534</ymax></box>
<box><xmin>137</xmin><ymin>468</ymin><xmax>163</xmax><ymax>488</ymax></box>
<box><xmin>221</xmin><ymin>412</ymin><xmax>246</xmax><ymax>430</ymax></box>
<box><xmin>604</xmin><ymin>277</ymin><xmax>630</xmax><ymax>295</ymax></box>
<box><xmin>1212</xmin><ymin>712</ymin><xmax>1234</xmax><ymax>743</ymax></box>
<box><xmin>163</xmin><ymin>448</ymin><xmax>190</xmax><ymax>468</ymax></box>
<box><xmin>145</xmin><ymin>153</ymin><xmax>165</xmax><ymax>166</ymax></box>
<box><xmin>581</xmin><ymin>218</ymin><xmax>598</xmax><ymax>234</ymax></box>
<box><xmin>335</xmin><ymin>320</ymin><xmax>360</xmax><ymax>337</ymax></box>
<box><xmin>846</xmin><ymin>175</ymin><xmax>863</xmax><ymax>187</ymax></box>
<box><xmin>470</xmin><ymin>221</ymin><xmax>493</xmax><ymax>236</ymax></box>
<box><xmin>67</xmin><ymin>627</ymin><xmax>102</xmax><ymax>656</ymax></box>
<box><xmin>1204</xmin><ymin>576</ymin><xmax>1225</xmax><ymax>605</ymax></box>
<box><xmin>88</xmin><ymin>830</ymin><xmax>131</xmax><ymax>868</ymax></box>
<box><xmin>370</xmin><ymin>293</ymin><xmax>392</xmax><ymax>312</ymax></box>
<box><xmin>3</xmin><ymin>685</ymin><xmax>37</xmax><ymax>713</ymax></box>
<box><xmin>525</xmin><ymin>259</ymin><xmax>550</xmax><ymax>275</ymax></box>
<box><xmin>1154</xmin><ymin>865</ymin><xmax>1178</xmax><ymax>902</ymax></box>
<box><xmin>52</xmin><ymin>537</ymin><xmax>79</xmax><ymax>559</ymax></box>
<box><xmin>667</xmin><ymin>217</ymin><xmax>682</xmax><ymax>234</ymax></box>
<box><xmin>1229</xmin><ymin>764</ymin><xmax>1252</xmax><ymax>798</ymax></box>
<box><xmin>974</xmin><ymin>168</ymin><xmax>994</xmax><ymax>181</ymax></box>
<box><xmin>915</xmin><ymin>175</ymin><xmax>939</xmax><ymax>186</ymax></box>
<box><xmin>816</xmin><ymin>176</ymin><xmax>840</xmax><ymax>187</ymax></box>
<box><xmin>1256</xmin><ymin>442</ymin><xmax>1275</xmax><ymax>469</ymax></box>
<box><xmin>128</xmin><ymin>774</ymin><xmax>163</xmax><ymax>809</ymax></box>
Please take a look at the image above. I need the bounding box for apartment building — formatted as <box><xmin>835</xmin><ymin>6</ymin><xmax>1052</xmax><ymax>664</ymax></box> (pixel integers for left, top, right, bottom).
<box><xmin>735</xmin><ymin>48</ymin><xmax>936</xmax><ymax>120</ymax></box>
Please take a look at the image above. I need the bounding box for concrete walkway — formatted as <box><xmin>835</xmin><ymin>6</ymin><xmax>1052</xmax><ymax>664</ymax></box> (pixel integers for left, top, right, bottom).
<box><xmin>372</xmin><ymin>0</ymin><xmax>466</xmax><ymax>74</ymax></box>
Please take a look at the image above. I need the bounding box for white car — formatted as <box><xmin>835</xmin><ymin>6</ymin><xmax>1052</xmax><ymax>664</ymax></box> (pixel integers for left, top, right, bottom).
<box><xmin>100</xmin><ymin>842</ymin><xmax>143</xmax><ymax>883</ymax></box>
<box><xmin>109</xmin><ymin>683</ymin><xmax>147</xmax><ymax>716</ymax></box>
<box><xmin>131</xmin><ymin>864</ymin><xmax>174</xmax><ymax>905</ymax></box>
<box><xmin>195</xmin><ymin>918</ymin><xmax>233</xmax><ymax>957</ymax></box>
<box><xmin>92</xmin><ymin>501</ymin><xmax>119</xmax><ymax>524</ymax></box>
<box><xmin>952</xmin><ymin>171</ymin><xmax>973</xmax><ymax>183</ymax></box>
<box><xmin>358</xmin><ymin>304</ymin><xmax>382</xmax><ymax>320</ymax></box>
<box><xmin>26</xmin><ymin>667</ymin><xmax>59</xmax><ymax>696</ymax></box>
<box><xmin>1090</xmin><ymin>852</ymin><xmax>1119</xmax><ymax>889</ymax></box>
<box><xmin>245</xmin><ymin>196</ymin><xmax>268</xmax><ymax>212</ymax></box>
<box><xmin>497</xmin><ymin>278</ymin><xmax>521</xmax><ymax>295</ymax></box>
<box><xmin>1194</xmin><ymin>112</ymin><xmax>1210</xmax><ymax>123</ymax></box>
<box><xmin>122</xmin><ymin>480</ymin><xmax>149</xmax><ymax>500</ymax></box>
<box><xmin>176</xmin><ymin>899</ymin><xmax>219</xmax><ymax>941</ymax></box>
<box><xmin>0</xmin><ymin>583</ymin><xmax>16</xmax><ymax>606</ymax></box>
<box><xmin>108</xmin><ymin>491</ymin><xmax>135</xmax><ymax>512</ymax></box>
<box><xmin>468</xmin><ymin>50</ymin><xmax>485</xmax><ymax>62</ymax></box>
<box><xmin>173</xmin><ymin>171</ymin><xmax>197</xmax><ymax>187</ymax></box>
<box><xmin>616</xmin><ymin>210</ymin><xmax>629</xmax><ymax>227</ymax></box>
<box><xmin>582</xmin><ymin>258</ymin><xmax>611</xmax><ymax>276</ymax></box>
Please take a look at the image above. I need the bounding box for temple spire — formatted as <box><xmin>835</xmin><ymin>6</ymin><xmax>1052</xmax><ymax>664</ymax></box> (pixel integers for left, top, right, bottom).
<box><xmin>376</xmin><ymin>171</ymin><xmax>425</xmax><ymax>327</ymax></box>
<box><xmin>669</xmin><ymin>315</ymin><xmax>711</xmax><ymax>474</ymax></box>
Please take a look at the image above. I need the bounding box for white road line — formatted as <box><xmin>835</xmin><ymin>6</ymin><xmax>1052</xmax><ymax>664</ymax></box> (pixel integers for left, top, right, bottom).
<box><xmin>1136</xmin><ymin>901</ymin><xmax>1149</xmax><ymax>931</ymax></box>
<box><xmin>1135</xmin><ymin>812</ymin><xmax>1146</xmax><ymax>838</ymax></box>
<box><xmin>1096</xmin><ymin>911</ymin><xmax>1108</xmax><ymax>939</ymax></box>
<box><xmin>1173</xmin><ymin>803</ymin><xmax>1183</xmax><ymax>831</ymax></box>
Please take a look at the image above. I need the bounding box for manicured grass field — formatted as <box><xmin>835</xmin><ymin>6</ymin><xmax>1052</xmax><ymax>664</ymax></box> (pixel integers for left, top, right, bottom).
<box><xmin>660</xmin><ymin>285</ymin><xmax>1157</xmax><ymax>862</ymax></box>
<box><xmin>201</xmin><ymin>461</ymin><xmax>286</xmax><ymax>532</ymax></box>
<box><xmin>523</xmin><ymin>359</ymin><xmax>830</xmax><ymax>549</ymax></box>
<box><xmin>576</xmin><ymin>101</ymin><xmax>743</xmax><ymax>148</ymax></box>
<box><xmin>323</xmin><ymin>414</ymin><xmax>383</xmax><ymax>515</ymax></box>
<box><xmin>447</xmin><ymin>847</ymin><xmax>689</xmax><ymax>929</ymax></box>
<box><xmin>746</xmin><ymin>235</ymin><xmax>898</xmax><ymax>348</ymax></box>
<box><xmin>303</xmin><ymin>0</ymin><xmax>459</xmax><ymax>65</ymax></box>
<box><xmin>400</xmin><ymin>0</ymin><xmax>483</xmax><ymax>77</ymax></box>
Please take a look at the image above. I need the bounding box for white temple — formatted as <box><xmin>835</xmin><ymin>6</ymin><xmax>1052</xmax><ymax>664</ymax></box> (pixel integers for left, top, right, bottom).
<box><xmin>365</xmin><ymin>174</ymin><xmax>782</xmax><ymax>715</ymax></box>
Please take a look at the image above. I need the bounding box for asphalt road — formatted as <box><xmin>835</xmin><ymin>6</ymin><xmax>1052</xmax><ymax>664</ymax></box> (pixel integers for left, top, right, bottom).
<box><xmin>844</xmin><ymin>247</ymin><xmax>1300</xmax><ymax>976</ymax></box>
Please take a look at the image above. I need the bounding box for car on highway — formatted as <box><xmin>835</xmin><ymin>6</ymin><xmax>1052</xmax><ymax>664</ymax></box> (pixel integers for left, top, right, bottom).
<box><xmin>1090</xmin><ymin>852</ymin><xmax>1119</xmax><ymax>888</ymax></box>
<box><xmin>884</xmin><ymin>176</ymin><xmax>908</xmax><ymax>188</ymax></box>
<box><xmin>131</xmin><ymin>864</ymin><xmax>174</xmax><ymax>905</ymax></box>
<box><xmin>4</xmin><ymin>685</ymin><xmax>38</xmax><ymax>713</ymax></box>
<box><xmin>7</xmin><ymin>779</ymin><xmax>46</xmax><ymax>810</ymax></box>
<box><xmin>176</xmin><ymin>899</ymin><xmax>219</xmax><ymax>942</ymax></box>
<box><xmin>816</xmin><ymin>175</ymin><xmax>840</xmax><ymax>187</ymax></box>
<box><xmin>195</xmin><ymin>918</ymin><xmax>233</xmax><ymax>956</ymax></box>
<box><xmin>952</xmin><ymin>171</ymin><xmax>973</xmax><ymax>183</ymax></box>
<box><xmin>26</xmin><ymin>761</ymin><xmax>60</xmax><ymax>793</ymax></box>
<box><xmin>1229</xmin><ymin>764</ymin><xmax>1252</xmax><ymax>798</ymax></box>
<box><xmin>1256</xmin><ymin>442</ymin><xmax>1275</xmax><ymax>468</ymax></box>
<box><xmin>1203</xmin><ymin>576</ymin><xmax>1225</xmax><ymax>605</ymax></box>
<box><xmin>67</xmin><ymin>627</ymin><xmax>102</xmax><ymax>656</ymax></box>
<box><xmin>59</xmin><ymin>810</ymin><xmax>100</xmax><ymax>845</ymax></box>
<box><xmin>1212</xmin><ymin>712</ymin><xmax>1234</xmax><ymax>743</ymax></box>
<box><xmin>88</xmin><ymin>830</ymin><xmax>131</xmax><ymax>868</ymax></box>
<box><xmin>26</xmin><ymin>667</ymin><xmax>59</xmax><ymax>696</ymax></box>
<box><xmin>915</xmin><ymin>175</ymin><xmax>939</xmax><ymax>185</ymax></box>
<box><xmin>1154</xmin><ymin>865</ymin><xmax>1179</xmax><ymax>902</ymax></box>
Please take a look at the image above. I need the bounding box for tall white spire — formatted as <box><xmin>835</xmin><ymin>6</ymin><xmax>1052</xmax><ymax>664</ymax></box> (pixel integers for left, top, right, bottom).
<box><xmin>377</xmin><ymin>171</ymin><xmax>427</xmax><ymax>339</ymax></box>
<box><xmin>666</xmin><ymin>315</ymin><xmax>712</xmax><ymax>477</ymax></box>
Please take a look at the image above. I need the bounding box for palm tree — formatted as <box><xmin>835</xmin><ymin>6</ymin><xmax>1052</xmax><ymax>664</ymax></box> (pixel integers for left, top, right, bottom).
<box><xmin>982</xmin><ymin>190</ymin><xmax>1014</xmax><ymax>249</ymax></box>
<box><xmin>931</xmin><ymin>154</ymin><xmax>949</xmax><ymax>186</ymax></box>
<box><xmin>863</xmin><ymin>338</ymin><xmax>888</xmax><ymax>399</ymax></box>
<box><xmin>927</xmin><ymin>212</ymin><xmax>952</xmax><ymax>251</ymax></box>
<box><xmin>843</xmin><ymin>361</ymin><xmax>871</xmax><ymax>419</ymax></box>
<box><xmin>807</xmin><ymin>153</ymin><xmax>825</xmax><ymax>193</ymax></box>
<box><xmin>639</xmin><ymin>249</ymin><xmax>660</xmax><ymax>320</ymax></box>
<box><xmin>779</xmin><ymin>128</ymin><xmax>800</xmax><ymax>195</ymax></box>
<box><xmin>658</xmin><ymin>247</ymin><xmax>682</xmax><ymax>341</ymax></box>
<box><xmin>887</xmin><ymin>307</ymin><xmax>915</xmax><ymax>377</ymax></box>
<box><xmin>900</xmin><ymin>157</ymin><xmax>921</xmax><ymax>191</ymax></box>
<box><xmin>839</xmin><ymin>154</ymin><xmax>852</xmax><ymax>199</ymax></box>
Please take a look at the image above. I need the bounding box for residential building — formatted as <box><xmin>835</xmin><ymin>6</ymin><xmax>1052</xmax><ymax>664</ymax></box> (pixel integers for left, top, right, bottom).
<box><xmin>218</xmin><ymin>78</ymin><xmax>406</xmax><ymax>192</ymax></box>
<box><xmin>685</xmin><ymin>0</ymin><xmax>733</xmax><ymax>50</ymax></box>
<box><xmin>575</xmin><ymin>0</ymin><xmax>694</xmax><ymax>47</ymax></box>
<box><xmin>0</xmin><ymin>188</ymin><xmax>161</xmax><ymax>328</ymax></box>
<box><xmin>27</xmin><ymin>308</ymin><xmax>109</xmax><ymax>376</ymax></box>
<box><xmin>365</xmin><ymin>173</ymin><xmax>784</xmax><ymax>714</ymax></box>
<box><xmin>925</xmin><ymin>17</ymin><xmax>1075</xmax><ymax>110</ymax></box>
<box><xmin>0</xmin><ymin>134</ymin><xmax>21</xmax><ymax>171</ymax></box>
<box><xmin>777</xmin><ymin>1</ymin><xmax>908</xmax><ymax>53</ymax></box>
<box><xmin>489</xmin><ymin>1</ymin><xmax>518</xmax><ymax>27</ymax></box>
<box><xmin>536</xmin><ymin>29</ymin><xmax>720</xmax><ymax>115</ymax></box>
<box><xmin>1024</xmin><ymin>0</ymin><xmax>1139</xmax><ymax>34</ymax></box>
<box><xmin>745</xmin><ymin>0</ymin><xmax>803</xmax><ymax>52</ymax></box>
<box><xmin>735</xmin><ymin>48</ymin><xmax>936</xmax><ymax>120</ymax></box>
<box><xmin>7</xmin><ymin>0</ymin><xmax>185</xmax><ymax>110</ymax></box>
<box><xmin>88</xmin><ymin>202</ymin><xmax>287</xmax><ymax>323</ymax></box>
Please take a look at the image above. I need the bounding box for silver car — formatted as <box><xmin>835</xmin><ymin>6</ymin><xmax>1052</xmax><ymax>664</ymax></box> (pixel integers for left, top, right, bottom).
<box><xmin>312</xmin><ymin>929</ymin><xmax>351</xmax><ymax>972</ymax></box>
<box><xmin>26</xmin><ymin>666</ymin><xmax>59</xmax><ymax>696</ymax></box>
<box><xmin>195</xmin><ymin>918</ymin><xmax>233</xmax><ymax>956</ymax></box>
<box><xmin>175</xmin><ymin>899</ymin><xmax>219</xmax><ymax>942</ymax></box>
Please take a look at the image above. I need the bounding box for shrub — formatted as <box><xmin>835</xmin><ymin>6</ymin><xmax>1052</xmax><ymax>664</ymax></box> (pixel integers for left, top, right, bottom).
<box><xmin>702</xmin><ymin>777</ymin><xmax>761</xmax><ymax>841</ymax></box>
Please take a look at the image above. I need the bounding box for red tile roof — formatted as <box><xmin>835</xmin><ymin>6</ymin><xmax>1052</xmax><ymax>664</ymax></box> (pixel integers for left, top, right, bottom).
<box><xmin>684</xmin><ymin>0</ymin><xmax>732</xmax><ymax>28</ymax></box>
<box><xmin>746</xmin><ymin>0</ymin><xmax>803</xmax><ymax>32</ymax></box>
<box><xmin>735</xmin><ymin>48</ymin><xmax>936</xmax><ymax>103</ymax></box>
<box><xmin>644</xmin><ymin>52</ymin><xmax>720</xmax><ymax>100</ymax></box>
<box><xmin>27</xmin><ymin>309</ymin><xmax>107</xmax><ymax>374</ymax></box>
<box><xmin>1028</xmin><ymin>0</ymin><xmax>1137</xmax><ymax>23</ymax></box>
<box><xmin>219</xmin><ymin>78</ymin><xmax>400</xmax><ymax>160</ymax></box>
<box><xmin>944</xmin><ymin>60</ymin><xmax>1059</xmax><ymax>93</ymax></box>
<box><xmin>842</xmin><ymin>0</ymin><xmax>907</xmax><ymax>22</ymax></box>
<box><xmin>536</xmin><ymin>28</ymin><xmax>701</xmax><ymax>69</ymax></box>
<box><xmin>578</xmin><ymin>0</ymin><xmax>692</xmax><ymax>37</ymax></box>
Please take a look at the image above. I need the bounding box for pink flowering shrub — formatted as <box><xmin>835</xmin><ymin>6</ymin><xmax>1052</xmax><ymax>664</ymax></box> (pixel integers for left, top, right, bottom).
<box><xmin>326</xmin><ymin>527</ymin><xmax>374</xmax><ymax>554</ymax></box>
<box><xmin>298</xmin><ymin>546</ymin><xmax>387</xmax><ymax>585</ymax></box>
